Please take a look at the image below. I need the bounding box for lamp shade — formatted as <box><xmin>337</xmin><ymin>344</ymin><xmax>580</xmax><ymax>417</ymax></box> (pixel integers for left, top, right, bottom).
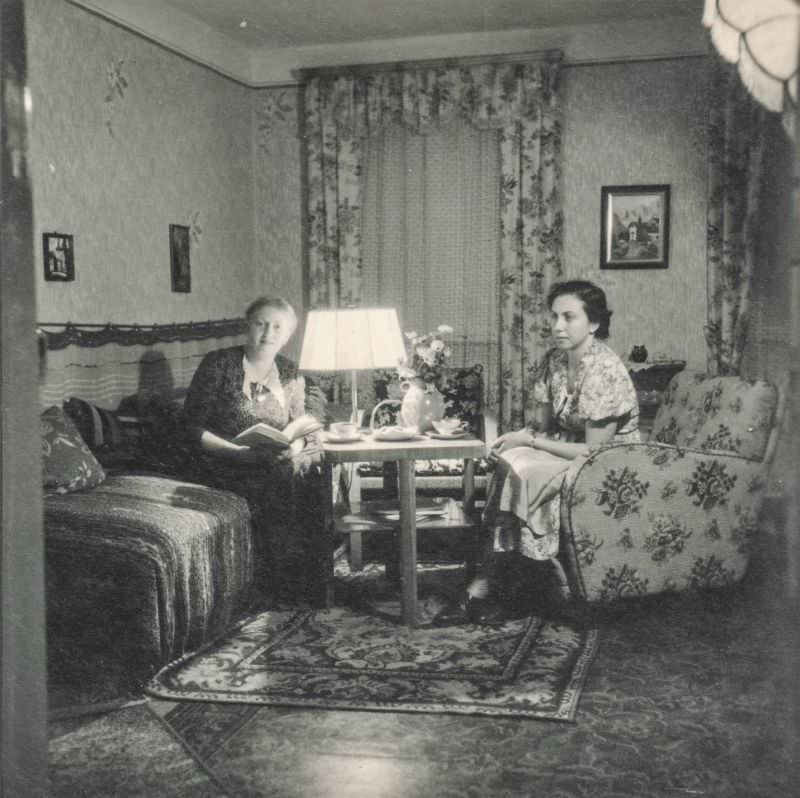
<box><xmin>703</xmin><ymin>0</ymin><xmax>799</xmax><ymax>138</ymax></box>
<box><xmin>298</xmin><ymin>308</ymin><xmax>406</xmax><ymax>372</ymax></box>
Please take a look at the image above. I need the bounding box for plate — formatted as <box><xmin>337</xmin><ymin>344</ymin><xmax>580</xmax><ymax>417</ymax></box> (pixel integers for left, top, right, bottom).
<box><xmin>372</xmin><ymin>429</ymin><xmax>420</xmax><ymax>442</ymax></box>
<box><xmin>325</xmin><ymin>432</ymin><xmax>364</xmax><ymax>444</ymax></box>
<box><xmin>426</xmin><ymin>430</ymin><xmax>469</xmax><ymax>440</ymax></box>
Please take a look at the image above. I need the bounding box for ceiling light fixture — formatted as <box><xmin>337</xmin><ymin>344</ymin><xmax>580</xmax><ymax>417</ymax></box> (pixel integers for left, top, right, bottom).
<box><xmin>703</xmin><ymin>0</ymin><xmax>799</xmax><ymax>138</ymax></box>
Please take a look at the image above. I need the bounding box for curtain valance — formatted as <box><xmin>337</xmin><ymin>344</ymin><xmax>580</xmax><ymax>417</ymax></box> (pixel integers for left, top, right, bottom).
<box><xmin>302</xmin><ymin>55</ymin><xmax>562</xmax><ymax>138</ymax></box>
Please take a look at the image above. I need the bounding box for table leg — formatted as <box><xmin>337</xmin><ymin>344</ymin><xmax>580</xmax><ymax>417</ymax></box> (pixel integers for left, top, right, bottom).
<box><xmin>462</xmin><ymin>458</ymin><xmax>476</xmax><ymax>513</ymax></box>
<box><xmin>318</xmin><ymin>461</ymin><xmax>336</xmax><ymax>608</ymax></box>
<box><xmin>397</xmin><ymin>459</ymin><xmax>418</xmax><ymax>626</ymax></box>
<box><xmin>348</xmin><ymin>530</ymin><xmax>363</xmax><ymax>572</ymax></box>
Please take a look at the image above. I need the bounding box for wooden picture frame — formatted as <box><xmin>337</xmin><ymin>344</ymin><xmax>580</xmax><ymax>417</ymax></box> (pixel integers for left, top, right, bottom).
<box><xmin>169</xmin><ymin>224</ymin><xmax>191</xmax><ymax>293</ymax></box>
<box><xmin>42</xmin><ymin>232</ymin><xmax>74</xmax><ymax>281</ymax></box>
<box><xmin>600</xmin><ymin>184</ymin><xmax>670</xmax><ymax>269</ymax></box>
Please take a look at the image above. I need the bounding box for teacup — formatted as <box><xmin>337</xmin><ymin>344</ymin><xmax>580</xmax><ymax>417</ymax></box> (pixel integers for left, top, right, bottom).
<box><xmin>432</xmin><ymin>418</ymin><xmax>467</xmax><ymax>435</ymax></box>
<box><xmin>330</xmin><ymin>421</ymin><xmax>359</xmax><ymax>437</ymax></box>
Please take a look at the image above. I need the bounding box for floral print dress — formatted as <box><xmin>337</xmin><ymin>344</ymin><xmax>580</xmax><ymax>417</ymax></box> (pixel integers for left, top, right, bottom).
<box><xmin>182</xmin><ymin>346</ymin><xmax>325</xmax><ymax>595</ymax></box>
<box><xmin>484</xmin><ymin>339</ymin><xmax>640</xmax><ymax>561</ymax></box>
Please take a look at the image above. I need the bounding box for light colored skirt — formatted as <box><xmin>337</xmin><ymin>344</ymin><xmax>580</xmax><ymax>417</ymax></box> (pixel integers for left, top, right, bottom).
<box><xmin>482</xmin><ymin>447</ymin><xmax>586</xmax><ymax>560</ymax></box>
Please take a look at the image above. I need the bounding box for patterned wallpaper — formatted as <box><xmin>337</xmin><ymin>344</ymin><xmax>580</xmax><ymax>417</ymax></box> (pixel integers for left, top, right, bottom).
<box><xmin>561</xmin><ymin>58</ymin><xmax>710</xmax><ymax>371</ymax></box>
<box><xmin>26</xmin><ymin>0</ymin><xmax>713</xmax><ymax>374</ymax></box>
<box><xmin>26</xmin><ymin>0</ymin><xmax>256</xmax><ymax>325</ymax></box>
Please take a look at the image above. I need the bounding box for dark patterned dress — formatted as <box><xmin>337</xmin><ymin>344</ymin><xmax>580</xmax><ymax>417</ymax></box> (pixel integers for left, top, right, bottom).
<box><xmin>182</xmin><ymin>346</ymin><xmax>325</xmax><ymax>595</ymax></box>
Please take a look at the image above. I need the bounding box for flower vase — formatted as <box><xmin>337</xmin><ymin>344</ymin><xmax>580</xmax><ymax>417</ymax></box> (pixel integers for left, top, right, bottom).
<box><xmin>400</xmin><ymin>378</ymin><xmax>445</xmax><ymax>432</ymax></box>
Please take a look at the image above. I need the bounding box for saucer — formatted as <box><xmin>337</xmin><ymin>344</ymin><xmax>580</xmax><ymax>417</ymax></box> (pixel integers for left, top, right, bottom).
<box><xmin>427</xmin><ymin>430</ymin><xmax>468</xmax><ymax>440</ymax></box>
<box><xmin>325</xmin><ymin>432</ymin><xmax>364</xmax><ymax>444</ymax></box>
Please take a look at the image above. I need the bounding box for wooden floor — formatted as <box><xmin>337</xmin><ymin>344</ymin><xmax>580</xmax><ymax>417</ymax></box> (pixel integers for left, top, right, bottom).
<box><xmin>48</xmin><ymin>529</ymin><xmax>799</xmax><ymax>798</ymax></box>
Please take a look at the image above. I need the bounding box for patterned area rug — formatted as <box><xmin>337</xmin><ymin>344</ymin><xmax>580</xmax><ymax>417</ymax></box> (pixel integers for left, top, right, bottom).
<box><xmin>145</xmin><ymin>604</ymin><xmax>598</xmax><ymax>720</ymax></box>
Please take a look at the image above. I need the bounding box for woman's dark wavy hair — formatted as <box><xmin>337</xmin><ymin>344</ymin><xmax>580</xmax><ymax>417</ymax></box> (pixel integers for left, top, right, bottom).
<box><xmin>546</xmin><ymin>280</ymin><xmax>612</xmax><ymax>339</ymax></box>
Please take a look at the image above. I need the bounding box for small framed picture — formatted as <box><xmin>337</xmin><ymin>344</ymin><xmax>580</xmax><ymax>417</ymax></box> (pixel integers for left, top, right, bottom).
<box><xmin>169</xmin><ymin>224</ymin><xmax>191</xmax><ymax>293</ymax></box>
<box><xmin>600</xmin><ymin>185</ymin><xmax>670</xmax><ymax>269</ymax></box>
<box><xmin>43</xmin><ymin>232</ymin><xmax>74</xmax><ymax>281</ymax></box>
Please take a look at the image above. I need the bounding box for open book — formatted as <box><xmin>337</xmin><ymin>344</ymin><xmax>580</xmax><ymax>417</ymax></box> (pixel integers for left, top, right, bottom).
<box><xmin>232</xmin><ymin>413</ymin><xmax>322</xmax><ymax>449</ymax></box>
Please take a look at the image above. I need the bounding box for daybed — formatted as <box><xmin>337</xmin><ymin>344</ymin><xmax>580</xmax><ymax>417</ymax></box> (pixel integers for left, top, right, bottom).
<box><xmin>43</xmin><ymin>399</ymin><xmax>254</xmax><ymax>680</ymax></box>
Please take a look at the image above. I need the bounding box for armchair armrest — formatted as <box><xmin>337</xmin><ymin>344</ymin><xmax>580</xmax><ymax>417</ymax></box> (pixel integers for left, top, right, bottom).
<box><xmin>559</xmin><ymin>442</ymin><xmax>766</xmax><ymax>603</ymax></box>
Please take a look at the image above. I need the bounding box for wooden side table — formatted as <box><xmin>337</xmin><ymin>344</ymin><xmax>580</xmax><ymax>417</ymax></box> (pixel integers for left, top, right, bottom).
<box><xmin>322</xmin><ymin>433</ymin><xmax>486</xmax><ymax>626</ymax></box>
<box><xmin>628</xmin><ymin>360</ymin><xmax>686</xmax><ymax>434</ymax></box>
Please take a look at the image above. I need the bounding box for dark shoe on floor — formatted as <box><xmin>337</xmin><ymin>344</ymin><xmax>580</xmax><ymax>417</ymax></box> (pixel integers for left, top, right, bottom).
<box><xmin>464</xmin><ymin>595</ymin><xmax>507</xmax><ymax>624</ymax></box>
<box><xmin>431</xmin><ymin>593</ymin><xmax>508</xmax><ymax>626</ymax></box>
<box><xmin>431</xmin><ymin>594</ymin><xmax>471</xmax><ymax>626</ymax></box>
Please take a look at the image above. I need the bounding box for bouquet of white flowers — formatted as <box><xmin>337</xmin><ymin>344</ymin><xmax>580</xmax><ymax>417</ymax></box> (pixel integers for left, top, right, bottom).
<box><xmin>397</xmin><ymin>324</ymin><xmax>454</xmax><ymax>385</ymax></box>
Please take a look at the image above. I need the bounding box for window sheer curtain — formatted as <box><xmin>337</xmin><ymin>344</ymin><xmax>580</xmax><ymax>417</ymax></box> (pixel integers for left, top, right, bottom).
<box><xmin>361</xmin><ymin>121</ymin><xmax>501</xmax><ymax>405</ymax></box>
<box><xmin>301</xmin><ymin>57</ymin><xmax>563</xmax><ymax>429</ymax></box>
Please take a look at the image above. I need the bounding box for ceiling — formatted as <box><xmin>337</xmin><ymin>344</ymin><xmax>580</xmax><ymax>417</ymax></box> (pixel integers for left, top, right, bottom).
<box><xmin>157</xmin><ymin>0</ymin><xmax>704</xmax><ymax>50</ymax></box>
<box><xmin>68</xmin><ymin>0</ymin><xmax>708</xmax><ymax>86</ymax></box>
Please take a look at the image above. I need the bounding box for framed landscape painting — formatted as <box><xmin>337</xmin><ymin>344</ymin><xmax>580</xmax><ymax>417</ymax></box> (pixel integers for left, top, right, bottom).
<box><xmin>600</xmin><ymin>185</ymin><xmax>670</xmax><ymax>269</ymax></box>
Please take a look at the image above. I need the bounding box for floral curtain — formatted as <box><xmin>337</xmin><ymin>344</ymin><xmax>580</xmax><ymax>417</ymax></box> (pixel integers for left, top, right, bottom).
<box><xmin>497</xmin><ymin>87</ymin><xmax>563</xmax><ymax>429</ymax></box>
<box><xmin>302</xmin><ymin>56</ymin><xmax>563</xmax><ymax>428</ymax></box>
<box><xmin>705</xmin><ymin>59</ymin><xmax>772</xmax><ymax>376</ymax></box>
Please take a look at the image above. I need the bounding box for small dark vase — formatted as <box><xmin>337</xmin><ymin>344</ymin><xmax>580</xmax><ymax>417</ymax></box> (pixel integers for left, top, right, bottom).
<box><xmin>630</xmin><ymin>345</ymin><xmax>648</xmax><ymax>363</ymax></box>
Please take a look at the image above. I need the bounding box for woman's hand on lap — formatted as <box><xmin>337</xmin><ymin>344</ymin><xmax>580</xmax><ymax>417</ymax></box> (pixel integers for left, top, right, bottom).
<box><xmin>487</xmin><ymin>430</ymin><xmax>536</xmax><ymax>464</ymax></box>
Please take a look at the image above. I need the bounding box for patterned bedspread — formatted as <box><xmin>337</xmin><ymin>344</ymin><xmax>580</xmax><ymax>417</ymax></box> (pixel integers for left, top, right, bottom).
<box><xmin>45</xmin><ymin>475</ymin><xmax>253</xmax><ymax>676</ymax></box>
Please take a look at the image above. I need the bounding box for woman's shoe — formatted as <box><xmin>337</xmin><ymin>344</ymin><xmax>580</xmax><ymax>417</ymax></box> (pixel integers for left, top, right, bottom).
<box><xmin>464</xmin><ymin>595</ymin><xmax>507</xmax><ymax>624</ymax></box>
<box><xmin>431</xmin><ymin>593</ymin><xmax>471</xmax><ymax>626</ymax></box>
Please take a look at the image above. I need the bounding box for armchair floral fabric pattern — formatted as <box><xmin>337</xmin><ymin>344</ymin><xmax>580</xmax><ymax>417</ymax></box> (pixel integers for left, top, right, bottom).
<box><xmin>558</xmin><ymin>373</ymin><xmax>780</xmax><ymax>603</ymax></box>
<box><xmin>649</xmin><ymin>372</ymin><xmax>777</xmax><ymax>460</ymax></box>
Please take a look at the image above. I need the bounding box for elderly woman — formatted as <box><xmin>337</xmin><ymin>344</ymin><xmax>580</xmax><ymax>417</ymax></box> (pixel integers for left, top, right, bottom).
<box><xmin>444</xmin><ymin>280</ymin><xmax>640</xmax><ymax>623</ymax></box>
<box><xmin>182</xmin><ymin>295</ymin><xmax>326</xmax><ymax>601</ymax></box>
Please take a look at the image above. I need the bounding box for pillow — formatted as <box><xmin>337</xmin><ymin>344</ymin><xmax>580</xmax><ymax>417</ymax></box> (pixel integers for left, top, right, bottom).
<box><xmin>41</xmin><ymin>406</ymin><xmax>106</xmax><ymax>494</ymax></box>
<box><xmin>63</xmin><ymin>397</ymin><xmax>124</xmax><ymax>452</ymax></box>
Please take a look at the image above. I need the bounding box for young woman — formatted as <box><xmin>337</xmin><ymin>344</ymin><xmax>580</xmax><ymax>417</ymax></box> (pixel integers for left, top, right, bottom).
<box><xmin>443</xmin><ymin>280</ymin><xmax>640</xmax><ymax>623</ymax></box>
<box><xmin>182</xmin><ymin>295</ymin><xmax>326</xmax><ymax>600</ymax></box>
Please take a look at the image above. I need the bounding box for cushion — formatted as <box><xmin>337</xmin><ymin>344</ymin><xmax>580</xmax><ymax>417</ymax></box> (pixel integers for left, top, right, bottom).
<box><xmin>127</xmin><ymin>392</ymin><xmax>194</xmax><ymax>477</ymax></box>
<box><xmin>650</xmin><ymin>372</ymin><xmax>778</xmax><ymax>460</ymax></box>
<box><xmin>63</xmin><ymin>396</ymin><xmax>124</xmax><ymax>452</ymax></box>
<box><xmin>41</xmin><ymin>406</ymin><xmax>106</xmax><ymax>494</ymax></box>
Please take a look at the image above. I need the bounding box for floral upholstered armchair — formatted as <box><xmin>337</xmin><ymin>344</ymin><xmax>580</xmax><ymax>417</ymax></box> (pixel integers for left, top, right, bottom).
<box><xmin>558</xmin><ymin>372</ymin><xmax>783</xmax><ymax>604</ymax></box>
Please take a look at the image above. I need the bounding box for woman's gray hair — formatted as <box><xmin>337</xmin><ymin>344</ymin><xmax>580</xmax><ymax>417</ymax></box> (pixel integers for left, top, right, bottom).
<box><xmin>244</xmin><ymin>296</ymin><xmax>298</xmax><ymax>332</ymax></box>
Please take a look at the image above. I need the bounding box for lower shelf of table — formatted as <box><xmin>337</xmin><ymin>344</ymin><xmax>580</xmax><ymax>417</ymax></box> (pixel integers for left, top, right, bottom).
<box><xmin>335</xmin><ymin>497</ymin><xmax>479</xmax><ymax>533</ymax></box>
<box><xmin>335</xmin><ymin>497</ymin><xmax>482</xmax><ymax>573</ymax></box>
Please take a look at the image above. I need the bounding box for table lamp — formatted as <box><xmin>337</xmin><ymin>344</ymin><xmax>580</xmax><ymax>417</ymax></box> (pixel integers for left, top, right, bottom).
<box><xmin>298</xmin><ymin>308</ymin><xmax>406</xmax><ymax>425</ymax></box>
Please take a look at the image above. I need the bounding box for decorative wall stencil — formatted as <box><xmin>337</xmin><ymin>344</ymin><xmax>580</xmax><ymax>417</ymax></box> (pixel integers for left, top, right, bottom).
<box><xmin>43</xmin><ymin>232</ymin><xmax>75</xmax><ymax>282</ymax></box>
<box><xmin>189</xmin><ymin>210</ymin><xmax>203</xmax><ymax>245</ymax></box>
<box><xmin>600</xmin><ymin>185</ymin><xmax>670</xmax><ymax>269</ymax></box>
<box><xmin>37</xmin><ymin>318</ymin><xmax>247</xmax><ymax>350</ymax></box>
<box><xmin>169</xmin><ymin>224</ymin><xmax>191</xmax><ymax>293</ymax></box>
<box><xmin>257</xmin><ymin>90</ymin><xmax>294</xmax><ymax>154</ymax></box>
<box><xmin>104</xmin><ymin>58</ymin><xmax>128</xmax><ymax>137</ymax></box>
